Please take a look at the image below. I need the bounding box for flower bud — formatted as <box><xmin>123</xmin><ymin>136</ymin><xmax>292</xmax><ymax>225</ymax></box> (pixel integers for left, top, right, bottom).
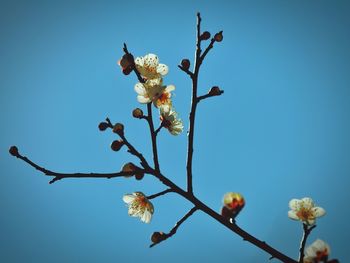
<box><xmin>122</xmin><ymin>162</ymin><xmax>137</xmax><ymax>177</ymax></box>
<box><xmin>132</xmin><ymin>108</ymin><xmax>144</xmax><ymax>118</ymax></box>
<box><xmin>9</xmin><ymin>146</ymin><xmax>19</xmax><ymax>157</ymax></box>
<box><xmin>98</xmin><ymin>122</ymin><xmax>109</xmax><ymax>131</ymax></box>
<box><xmin>151</xmin><ymin>232</ymin><xmax>166</xmax><ymax>244</ymax></box>
<box><xmin>208</xmin><ymin>86</ymin><xmax>222</xmax><ymax>96</ymax></box>
<box><xmin>222</xmin><ymin>192</ymin><xmax>245</xmax><ymax>219</ymax></box>
<box><xmin>118</xmin><ymin>54</ymin><xmax>134</xmax><ymax>69</ymax></box>
<box><xmin>135</xmin><ymin>172</ymin><xmax>145</xmax><ymax>181</ymax></box>
<box><xmin>110</xmin><ymin>140</ymin><xmax>124</xmax><ymax>151</ymax></box>
<box><xmin>113</xmin><ymin>123</ymin><xmax>124</xmax><ymax>135</ymax></box>
<box><xmin>181</xmin><ymin>59</ymin><xmax>190</xmax><ymax>70</ymax></box>
<box><xmin>122</xmin><ymin>66</ymin><xmax>133</xmax><ymax>75</ymax></box>
<box><xmin>214</xmin><ymin>31</ymin><xmax>223</xmax><ymax>42</ymax></box>
<box><xmin>200</xmin><ymin>31</ymin><xmax>211</xmax><ymax>40</ymax></box>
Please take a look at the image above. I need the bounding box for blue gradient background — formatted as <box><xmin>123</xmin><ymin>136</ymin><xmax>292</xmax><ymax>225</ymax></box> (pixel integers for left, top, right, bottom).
<box><xmin>1</xmin><ymin>0</ymin><xmax>349</xmax><ymax>262</ymax></box>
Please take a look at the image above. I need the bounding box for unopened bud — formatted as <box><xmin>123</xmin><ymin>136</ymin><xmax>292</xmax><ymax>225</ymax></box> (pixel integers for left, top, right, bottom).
<box><xmin>181</xmin><ymin>59</ymin><xmax>190</xmax><ymax>70</ymax></box>
<box><xmin>135</xmin><ymin>172</ymin><xmax>145</xmax><ymax>181</ymax></box>
<box><xmin>122</xmin><ymin>162</ymin><xmax>137</xmax><ymax>177</ymax></box>
<box><xmin>118</xmin><ymin>54</ymin><xmax>134</xmax><ymax>69</ymax></box>
<box><xmin>151</xmin><ymin>232</ymin><xmax>165</xmax><ymax>244</ymax></box>
<box><xmin>222</xmin><ymin>192</ymin><xmax>245</xmax><ymax>219</ymax></box>
<box><xmin>98</xmin><ymin>122</ymin><xmax>109</xmax><ymax>131</ymax></box>
<box><xmin>113</xmin><ymin>123</ymin><xmax>124</xmax><ymax>135</ymax></box>
<box><xmin>110</xmin><ymin>140</ymin><xmax>124</xmax><ymax>151</ymax></box>
<box><xmin>209</xmin><ymin>86</ymin><xmax>222</xmax><ymax>96</ymax></box>
<box><xmin>214</xmin><ymin>31</ymin><xmax>223</xmax><ymax>42</ymax></box>
<box><xmin>122</xmin><ymin>66</ymin><xmax>133</xmax><ymax>75</ymax></box>
<box><xmin>200</xmin><ymin>31</ymin><xmax>211</xmax><ymax>40</ymax></box>
<box><xmin>132</xmin><ymin>108</ymin><xmax>144</xmax><ymax>118</ymax></box>
<box><xmin>9</xmin><ymin>146</ymin><xmax>19</xmax><ymax>157</ymax></box>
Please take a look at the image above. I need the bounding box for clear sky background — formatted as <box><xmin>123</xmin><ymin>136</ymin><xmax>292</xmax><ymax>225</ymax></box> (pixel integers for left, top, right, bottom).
<box><xmin>1</xmin><ymin>0</ymin><xmax>349</xmax><ymax>262</ymax></box>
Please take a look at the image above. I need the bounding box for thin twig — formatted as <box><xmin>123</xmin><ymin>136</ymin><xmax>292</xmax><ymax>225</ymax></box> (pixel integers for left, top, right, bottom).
<box><xmin>146</xmin><ymin>103</ymin><xmax>160</xmax><ymax>172</ymax></box>
<box><xmin>177</xmin><ymin>65</ymin><xmax>194</xmax><ymax>77</ymax></box>
<box><xmin>150</xmin><ymin>207</ymin><xmax>198</xmax><ymax>247</ymax></box>
<box><xmin>197</xmin><ymin>90</ymin><xmax>224</xmax><ymax>102</ymax></box>
<box><xmin>147</xmin><ymin>188</ymin><xmax>173</xmax><ymax>200</ymax></box>
<box><xmin>154</xmin><ymin>124</ymin><xmax>163</xmax><ymax>136</ymax></box>
<box><xmin>12</xmin><ymin>149</ymin><xmax>137</xmax><ymax>184</ymax></box>
<box><xmin>298</xmin><ymin>224</ymin><xmax>316</xmax><ymax>263</ymax></box>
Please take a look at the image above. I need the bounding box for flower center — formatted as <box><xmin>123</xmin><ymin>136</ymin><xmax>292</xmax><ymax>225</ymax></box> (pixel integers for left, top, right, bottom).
<box><xmin>315</xmin><ymin>248</ymin><xmax>328</xmax><ymax>261</ymax></box>
<box><xmin>296</xmin><ymin>207</ymin><xmax>314</xmax><ymax>221</ymax></box>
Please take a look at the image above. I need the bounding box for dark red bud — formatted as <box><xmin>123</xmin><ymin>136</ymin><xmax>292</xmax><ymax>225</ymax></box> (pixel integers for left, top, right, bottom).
<box><xmin>9</xmin><ymin>146</ymin><xmax>19</xmax><ymax>157</ymax></box>
<box><xmin>122</xmin><ymin>66</ymin><xmax>133</xmax><ymax>75</ymax></box>
<box><xmin>132</xmin><ymin>108</ymin><xmax>144</xmax><ymax>118</ymax></box>
<box><xmin>209</xmin><ymin>86</ymin><xmax>222</xmax><ymax>96</ymax></box>
<box><xmin>110</xmin><ymin>140</ymin><xmax>124</xmax><ymax>151</ymax></box>
<box><xmin>181</xmin><ymin>59</ymin><xmax>190</xmax><ymax>70</ymax></box>
<box><xmin>113</xmin><ymin>123</ymin><xmax>124</xmax><ymax>135</ymax></box>
<box><xmin>98</xmin><ymin>122</ymin><xmax>109</xmax><ymax>131</ymax></box>
<box><xmin>151</xmin><ymin>232</ymin><xmax>166</xmax><ymax>244</ymax></box>
<box><xmin>200</xmin><ymin>31</ymin><xmax>211</xmax><ymax>40</ymax></box>
<box><xmin>135</xmin><ymin>172</ymin><xmax>144</xmax><ymax>181</ymax></box>
<box><xmin>214</xmin><ymin>31</ymin><xmax>223</xmax><ymax>42</ymax></box>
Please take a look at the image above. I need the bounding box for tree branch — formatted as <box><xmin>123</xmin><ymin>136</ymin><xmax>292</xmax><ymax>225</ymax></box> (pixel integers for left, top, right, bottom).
<box><xmin>146</xmin><ymin>103</ymin><xmax>160</xmax><ymax>172</ymax></box>
<box><xmin>11</xmin><ymin>148</ymin><xmax>137</xmax><ymax>184</ymax></box>
<box><xmin>150</xmin><ymin>207</ymin><xmax>198</xmax><ymax>247</ymax></box>
<box><xmin>197</xmin><ymin>90</ymin><xmax>224</xmax><ymax>102</ymax></box>
<box><xmin>298</xmin><ymin>224</ymin><xmax>316</xmax><ymax>263</ymax></box>
<box><xmin>177</xmin><ymin>65</ymin><xmax>193</xmax><ymax>77</ymax></box>
<box><xmin>147</xmin><ymin>188</ymin><xmax>173</xmax><ymax>200</ymax></box>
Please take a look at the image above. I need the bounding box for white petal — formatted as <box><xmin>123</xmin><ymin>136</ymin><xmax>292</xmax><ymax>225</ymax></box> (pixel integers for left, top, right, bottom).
<box><xmin>156</xmin><ymin>63</ymin><xmax>169</xmax><ymax>75</ymax></box>
<box><xmin>305</xmin><ymin>246</ymin><xmax>316</xmax><ymax>258</ymax></box>
<box><xmin>128</xmin><ymin>207</ymin><xmax>140</xmax><ymax>217</ymax></box>
<box><xmin>134</xmin><ymin>83</ymin><xmax>146</xmax><ymax>95</ymax></box>
<box><xmin>165</xmin><ymin>85</ymin><xmax>175</xmax><ymax>93</ymax></box>
<box><xmin>123</xmin><ymin>194</ymin><xmax>136</xmax><ymax>204</ymax></box>
<box><xmin>288</xmin><ymin>210</ymin><xmax>299</xmax><ymax>220</ymax></box>
<box><xmin>144</xmin><ymin>54</ymin><xmax>159</xmax><ymax>68</ymax></box>
<box><xmin>301</xmin><ymin>197</ymin><xmax>314</xmax><ymax>209</ymax></box>
<box><xmin>137</xmin><ymin>95</ymin><xmax>151</xmax><ymax>104</ymax></box>
<box><xmin>141</xmin><ymin>210</ymin><xmax>152</xmax><ymax>223</ymax></box>
<box><xmin>313</xmin><ymin>207</ymin><xmax>326</xmax><ymax>218</ymax></box>
<box><xmin>134</xmin><ymin>56</ymin><xmax>144</xmax><ymax>67</ymax></box>
<box><xmin>289</xmin><ymin>199</ymin><xmax>301</xmax><ymax>210</ymax></box>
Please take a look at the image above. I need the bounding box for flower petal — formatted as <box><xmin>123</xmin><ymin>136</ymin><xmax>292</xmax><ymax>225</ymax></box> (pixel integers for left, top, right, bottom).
<box><xmin>301</xmin><ymin>197</ymin><xmax>314</xmax><ymax>209</ymax></box>
<box><xmin>156</xmin><ymin>63</ymin><xmax>169</xmax><ymax>75</ymax></box>
<box><xmin>137</xmin><ymin>95</ymin><xmax>150</xmax><ymax>103</ymax></box>
<box><xmin>143</xmin><ymin>54</ymin><xmax>159</xmax><ymax>69</ymax></box>
<box><xmin>306</xmin><ymin>219</ymin><xmax>315</xmax><ymax>225</ymax></box>
<box><xmin>123</xmin><ymin>194</ymin><xmax>136</xmax><ymax>204</ymax></box>
<box><xmin>141</xmin><ymin>210</ymin><xmax>152</xmax><ymax>223</ymax></box>
<box><xmin>313</xmin><ymin>207</ymin><xmax>326</xmax><ymax>218</ymax></box>
<box><xmin>134</xmin><ymin>56</ymin><xmax>144</xmax><ymax>67</ymax></box>
<box><xmin>289</xmin><ymin>199</ymin><xmax>301</xmax><ymax>210</ymax></box>
<box><xmin>135</xmin><ymin>83</ymin><xmax>146</xmax><ymax>95</ymax></box>
<box><xmin>165</xmin><ymin>84</ymin><xmax>175</xmax><ymax>93</ymax></box>
<box><xmin>288</xmin><ymin>210</ymin><xmax>299</xmax><ymax>220</ymax></box>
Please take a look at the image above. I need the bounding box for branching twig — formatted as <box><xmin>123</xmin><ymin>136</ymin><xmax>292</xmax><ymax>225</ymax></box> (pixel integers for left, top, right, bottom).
<box><xmin>146</xmin><ymin>102</ymin><xmax>160</xmax><ymax>172</ymax></box>
<box><xmin>197</xmin><ymin>90</ymin><xmax>224</xmax><ymax>102</ymax></box>
<box><xmin>298</xmin><ymin>224</ymin><xmax>316</xmax><ymax>263</ymax></box>
<box><xmin>150</xmin><ymin>207</ymin><xmax>198</xmax><ymax>247</ymax></box>
<box><xmin>147</xmin><ymin>188</ymin><xmax>173</xmax><ymax>200</ymax></box>
<box><xmin>11</xmin><ymin>149</ymin><xmax>137</xmax><ymax>184</ymax></box>
<box><xmin>177</xmin><ymin>65</ymin><xmax>193</xmax><ymax>77</ymax></box>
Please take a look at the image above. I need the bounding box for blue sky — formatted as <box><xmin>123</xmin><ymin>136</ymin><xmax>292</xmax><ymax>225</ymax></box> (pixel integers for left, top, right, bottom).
<box><xmin>1</xmin><ymin>0</ymin><xmax>349</xmax><ymax>262</ymax></box>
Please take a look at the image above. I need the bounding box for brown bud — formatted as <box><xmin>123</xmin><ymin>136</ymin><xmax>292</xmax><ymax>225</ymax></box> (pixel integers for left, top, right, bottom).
<box><xmin>181</xmin><ymin>59</ymin><xmax>190</xmax><ymax>70</ymax></box>
<box><xmin>209</xmin><ymin>86</ymin><xmax>222</xmax><ymax>96</ymax></box>
<box><xmin>113</xmin><ymin>123</ymin><xmax>124</xmax><ymax>135</ymax></box>
<box><xmin>214</xmin><ymin>31</ymin><xmax>223</xmax><ymax>42</ymax></box>
<box><xmin>110</xmin><ymin>140</ymin><xmax>124</xmax><ymax>151</ymax></box>
<box><xmin>135</xmin><ymin>172</ymin><xmax>145</xmax><ymax>181</ymax></box>
<box><xmin>118</xmin><ymin>53</ymin><xmax>134</xmax><ymax>69</ymax></box>
<box><xmin>98</xmin><ymin>122</ymin><xmax>109</xmax><ymax>131</ymax></box>
<box><xmin>221</xmin><ymin>206</ymin><xmax>232</xmax><ymax>220</ymax></box>
<box><xmin>122</xmin><ymin>162</ymin><xmax>137</xmax><ymax>177</ymax></box>
<box><xmin>132</xmin><ymin>108</ymin><xmax>144</xmax><ymax>119</ymax></box>
<box><xmin>200</xmin><ymin>31</ymin><xmax>211</xmax><ymax>40</ymax></box>
<box><xmin>122</xmin><ymin>66</ymin><xmax>133</xmax><ymax>75</ymax></box>
<box><xmin>151</xmin><ymin>232</ymin><xmax>165</xmax><ymax>244</ymax></box>
<box><xmin>9</xmin><ymin>146</ymin><xmax>19</xmax><ymax>157</ymax></box>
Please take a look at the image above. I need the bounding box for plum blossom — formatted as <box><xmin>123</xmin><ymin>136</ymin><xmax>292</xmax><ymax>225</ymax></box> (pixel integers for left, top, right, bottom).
<box><xmin>304</xmin><ymin>239</ymin><xmax>330</xmax><ymax>263</ymax></box>
<box><xmin>134</xmin><ymin>54</ymin><xmax>168</xmax><ymax>80</ymax></box>
<box><xmin>134</xmin><ymin>79</ymin><xmax>175</xmax><ymax>107</ymax></box>
<box><xmin>288</xmin><ymin>197</ymin><xmax>325</xmax><ymax>225</ymax></box>
<box><xmin>159</xmin><ymin>105</ymin><xmax>183</xmax><ymax>136</ymax></box>
<box><xmin>123</xmin><ymin>192</ymin><xmax>154</xmax><ymax>223</ymax></box>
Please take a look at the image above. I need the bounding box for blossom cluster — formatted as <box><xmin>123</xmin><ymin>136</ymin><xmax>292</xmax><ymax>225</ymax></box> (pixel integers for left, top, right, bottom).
<box><xmin>120</xmin><ymin>53</ymin><xmax>183</xmax><ymax>136</ymax></box>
